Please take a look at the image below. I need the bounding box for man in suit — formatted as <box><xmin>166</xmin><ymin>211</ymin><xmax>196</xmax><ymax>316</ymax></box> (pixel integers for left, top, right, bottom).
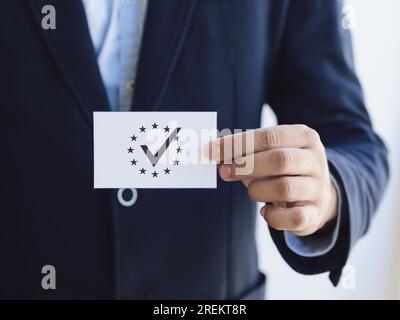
<box><xmin>0</xmin><ymin>0</ymin><xmax>388</xmax><ymax>299</ymax></box>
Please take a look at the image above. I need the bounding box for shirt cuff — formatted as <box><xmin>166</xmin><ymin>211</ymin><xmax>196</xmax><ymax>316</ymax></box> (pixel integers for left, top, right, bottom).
<box><xmin>283</xmin><ymin>174</ymin><xmax>342</xmax><ymax>257</ymax></box>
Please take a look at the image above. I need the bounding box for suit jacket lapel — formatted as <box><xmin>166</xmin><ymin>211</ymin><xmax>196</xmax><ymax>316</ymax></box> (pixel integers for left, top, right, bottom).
<box><xmin>132</xmin><ymin>0</ymin><xmax>198</xmax><ymax>110</ymax></box>
<box><xmin>26</xmin><ymin>0</ymin><xmax>198</xmax><ymax>119</ymax></box>
<box><xmin>26</xmin><ymin>0</ymin><xmax>109</xmax><ymax>126</ymax></box>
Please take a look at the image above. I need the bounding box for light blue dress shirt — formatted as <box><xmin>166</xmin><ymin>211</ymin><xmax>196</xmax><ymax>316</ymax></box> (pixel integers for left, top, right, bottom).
<box><xmin>82</xmin><ymin>0</ymin><xmax>340</xmax><ymax>257</ymax></box>
<box><xmin>82</xmin><ymin>0</ymin><xmax>148</xmax><ymax>111</ymax></box>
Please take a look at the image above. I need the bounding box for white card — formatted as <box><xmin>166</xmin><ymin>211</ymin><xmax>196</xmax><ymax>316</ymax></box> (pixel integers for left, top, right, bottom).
<box><xmin>94</xmin><ymin>112</ymin><xmax>217</xmax><ymax>189</ymax></box>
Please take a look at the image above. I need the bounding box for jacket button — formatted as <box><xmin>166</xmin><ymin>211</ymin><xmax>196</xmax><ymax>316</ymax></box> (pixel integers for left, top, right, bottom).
<box><xmin>117</xmin><ymin>188</ymin><xmax>138</xmax><ymax>207</ymax></box>
<box><xmin>125</xmin><ymin>80</ymin><xmax>135</xmax><ymax>92</ymax></box>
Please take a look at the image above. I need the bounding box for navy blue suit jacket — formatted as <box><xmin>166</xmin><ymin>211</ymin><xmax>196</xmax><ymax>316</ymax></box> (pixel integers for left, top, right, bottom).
<box><xmin>0</xmin><ymin>0</ymin><xmax>388</xmax><ymax>299</ymax></box>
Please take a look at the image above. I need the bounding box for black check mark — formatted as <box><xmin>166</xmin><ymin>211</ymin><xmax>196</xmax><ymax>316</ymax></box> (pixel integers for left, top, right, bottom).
<box><xmin>141</xmin><ymin>128</ymin><xmax>181</xmax><ymax>167</ymax></box>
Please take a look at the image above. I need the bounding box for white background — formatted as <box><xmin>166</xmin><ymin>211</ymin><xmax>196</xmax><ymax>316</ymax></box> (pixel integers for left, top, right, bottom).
<box><xmin>257</xmin><ymin>0</ymin><xmax>400</xmax><ymax>299</ymax></box>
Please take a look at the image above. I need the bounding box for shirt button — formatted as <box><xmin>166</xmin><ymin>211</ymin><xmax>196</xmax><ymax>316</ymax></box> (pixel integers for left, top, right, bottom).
<box><xmin>117</xmin><ymin>188</ymin><xmax>138</xmax><ymax>207</ymax></box>
<box><xmin>126</xmin><ymin>80</ymin><xmax>135</xmax><ymax>92</ymax></box>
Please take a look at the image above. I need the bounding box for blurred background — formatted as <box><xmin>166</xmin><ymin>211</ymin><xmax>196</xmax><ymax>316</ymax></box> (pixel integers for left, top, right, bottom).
<box><xmin>257</xmin><ymin>0</ymin><xmax>400</xmax><ymax>299</ymax></box>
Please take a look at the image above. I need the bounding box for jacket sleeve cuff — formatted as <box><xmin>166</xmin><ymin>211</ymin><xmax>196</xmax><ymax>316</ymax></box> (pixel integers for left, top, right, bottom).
<box><xmin>269</xmin><ymin>148</ymin><xmax>352</xmax><ymax>286</ymax></box>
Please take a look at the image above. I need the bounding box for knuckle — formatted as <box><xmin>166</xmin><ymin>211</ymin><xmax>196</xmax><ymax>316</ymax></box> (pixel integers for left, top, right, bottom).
<box><xmin>273</xmin><ymin>149</ymin><xmax>294</xmax><ymax>172</ymax></box>
<box><xmin>261</xmin><ymin>129</ymin><xmax>279</xmax><ymax>149</ymax></box>
<box><xmin>300</xmin><ymin>125</ymin><xmax>320</xmax><ymax>144</ymax></box>
<box><xmin>277</xmin><ymin>178</ymin><xmax>295</xmax><ymax>201</ymax></box>
<box><xmin>309</xmin><ymin>130</ymin><xmax>321</xmax><ymax>144</ymax></box>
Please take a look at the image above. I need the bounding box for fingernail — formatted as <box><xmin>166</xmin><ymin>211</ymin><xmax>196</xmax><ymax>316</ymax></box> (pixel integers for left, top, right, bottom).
<box><xmin>220</xmin><ymin>165</ymin><xmax>232</xmax><ymax>179</ymax></box>
<box><xmin>260</xmin><ymin>207</ymin><xmax>266</xmax><ymax>219</ymax></box>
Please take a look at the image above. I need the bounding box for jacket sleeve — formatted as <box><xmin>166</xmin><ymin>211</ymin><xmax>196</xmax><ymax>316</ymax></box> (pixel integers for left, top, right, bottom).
<box><xmin>266</xmin><ymin>0</ymin><xmax>389</xmax><ymax>285</ymax></box>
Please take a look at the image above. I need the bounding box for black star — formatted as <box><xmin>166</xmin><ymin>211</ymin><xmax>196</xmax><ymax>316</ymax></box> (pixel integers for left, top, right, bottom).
<box><xmin>127</xmin><ymin>147</ymin><xmax>134</xmax><ymax>153</ymax></box>
<box><xmin>130</xmin><ymin>135</ymin><xmax>137</xmax><ymax>142</ymax></box>
<box><xmin>164</xmin><ymin>126</ymin><xmax>170</xmax><ymax>133</ymax></box>
<box><xmin>131</xmin><ymin>159</ymin><xmax>137</xmax><ymax>166</ymax></box>
<box><xmin>173</xmin><ymin>160</ymin><xmax>180</xmax><ymax>166</ymax></box>
<box><xmin>140</xmin><ymin>126</ymin><xmax>146</xmax><ymax>133</ymax></box>
<box><xmin>164</xmin><ymin>168</ymin><xmax>171</xmax><ymax>175</ymax></box>
<box><xmin>152</xmin><ymin>171</ymin><xmax>159</xmax><ymax>178</ymax></box>
<box><xmin>176</xmin><ymin>147</ymin><xmax>182</xmax><ymax>154</ymax></box>
<box><xmin>152</xmin><ymin>122</ymin><xmax>158</xmax><ymax>129</ymax></box>
<box><xmin>140</xmin><ymin>168</ymin><xmax>146</xmax><ymax>175</ymax></box>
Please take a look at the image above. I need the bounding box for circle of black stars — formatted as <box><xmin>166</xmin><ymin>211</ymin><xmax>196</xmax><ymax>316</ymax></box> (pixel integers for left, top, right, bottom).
<box><xmin>126</xmin><ymin>122</ymin><xmax>182</xmax><ymax>178</ymax></box>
